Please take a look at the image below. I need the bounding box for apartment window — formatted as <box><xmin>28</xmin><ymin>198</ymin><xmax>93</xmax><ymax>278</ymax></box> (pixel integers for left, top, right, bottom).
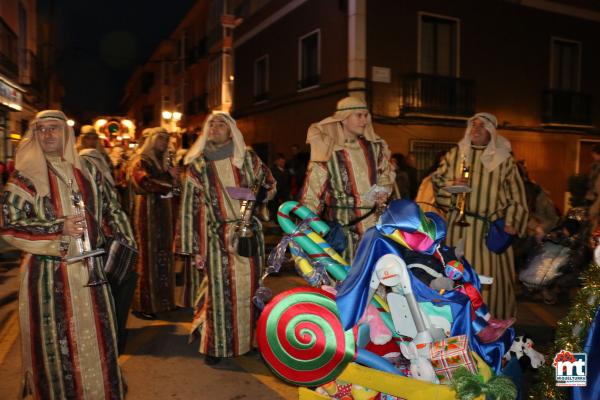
<box><xmin>0</xmin><ymin>19</ymin><xmax>18</xmax><ymax>76</ymax></box>
<box><xmin>254</xmin><ymin>55</ymin><xmax>269</xmax><ymax>101</ymax></box>
<box><xmin>551</xmin><ymin>38</ymin><xmax>581</xmax><ymax>91</ymax></box>
<box><xmin>176</xmin><ymin>32</ymin><xmax>187</xmax><ymax>74</ymax></box>
<box><xmin>175</xmin><ymin>83</ymin><xmax>183</xmax><ymax>106</ymax></box>
<box><xmin>18</xmin><ymin>2</ymin><xmax>27</xmax><ymax>51</ymax></box>
<box><xmin>162</xmin><ymin>62</ymin><xmax>171</xmax><ymax>85</ymax></box>
<box><xmin>18</xmin><ymin>2</ymin><xmax>28</xmax><ymax>80</ymax></box>
<box><xmin>142</xmin><ymin>105</ymin><xmax>154</xmax><ymax>126</ymax></box>
<box><xmin>298</xmin><ymin>29</ymin><xmax>320</xmax><ymax>89</ymax></box>
<box><xmin>419</xmin><ymin>13</ymin><xmax>459</xmax><ymax>77</ymax></box>
<box><xmin>207</xmin><ymin>57</ymin><xmax>222</xmax><ymax>109</ymax></box>
<box><xmin>141</xmin><ymin>72</ymin><xmax>154</xmax><ymax>94</ymax></box>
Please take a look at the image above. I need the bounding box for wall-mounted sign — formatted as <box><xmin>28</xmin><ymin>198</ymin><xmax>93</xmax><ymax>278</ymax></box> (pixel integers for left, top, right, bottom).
<box><xmin>372</xmin><ymin>66</ymin><xmax>391</xmax><ymax>83</ymax></box>
<box><xmin>0</xmin><ymin>77</ymin><xmax>23</xmax><ymax>111</ymax></box>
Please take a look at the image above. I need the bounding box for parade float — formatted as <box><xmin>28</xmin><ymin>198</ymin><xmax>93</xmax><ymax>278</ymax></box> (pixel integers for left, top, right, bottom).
<box><xmin>255</xmin><ymin>199</ymin><xmax>525</xmax><ymax>400</ymax></box>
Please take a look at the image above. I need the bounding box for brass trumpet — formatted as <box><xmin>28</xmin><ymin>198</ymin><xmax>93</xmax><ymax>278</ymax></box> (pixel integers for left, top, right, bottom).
<box><xmin>235</xmin><ymin>180</ymin><xmax>272</xmax><ymax>257</ymax></box>
<box><xmin>165</xmin><ymin>148</ymin><xmax>181</xmax><ymax>197</ymax></box>
<box><xmin>65</xmin><ymin>179</ymin><xmax>107</xmax><ymax>286</ymax></box>
<box><xmin>455</xmin><ymin>155</ymin><xmax>471</xmax><ymax>227</ymax></box>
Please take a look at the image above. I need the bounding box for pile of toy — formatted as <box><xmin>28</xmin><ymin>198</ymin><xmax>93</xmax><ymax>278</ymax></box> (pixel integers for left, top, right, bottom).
<box><xmin>257</xmin><ymin>200</ymin><xmax>543</xmax><ymax>400</ymax></box>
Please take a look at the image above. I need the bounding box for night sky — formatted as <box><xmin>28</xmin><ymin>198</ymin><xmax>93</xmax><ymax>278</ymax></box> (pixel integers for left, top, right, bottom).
<box><xmin>40</xmin><ymin>0</ymin><xmax>196</xmax><ymax>124</ymax></box>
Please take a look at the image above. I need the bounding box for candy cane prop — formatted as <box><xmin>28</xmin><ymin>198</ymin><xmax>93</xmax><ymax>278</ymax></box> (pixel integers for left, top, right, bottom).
<box><xmin>276</xmin><ymin>201</ymin><xmax>399</xmax><ymax>337</ymax></box>
<box><xmin>277</xmin><ymin>201</ymin><xmax>347</xmax><ymax>280</ymax></box>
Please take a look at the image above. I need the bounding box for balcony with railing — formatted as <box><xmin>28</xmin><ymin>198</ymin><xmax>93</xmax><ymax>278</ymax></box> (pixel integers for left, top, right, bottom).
<box><xmin>399</xmin><ymin>73</ymin><xmax>475</xmax><ymax>118</ymax></box>
<box><xmin>0</xmin><ymin>18</ymin><xmax>18</xmax><ymax>79</ymax></box>
<box><xmin>542</xmin><ymin>89</ymin><xmax>592</xmax><ymax>126</ymax></box>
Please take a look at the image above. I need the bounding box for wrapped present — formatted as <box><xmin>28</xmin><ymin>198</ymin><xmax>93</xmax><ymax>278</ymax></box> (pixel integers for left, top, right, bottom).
<box><xmin>316</xmin><ymin>380</ymin><xmax>353</xmax><ymax>399</ymax></box>
<box><xmin>429</xmin><ymin>335</ymin><xmax>478</xmax><ymax>384</ymax></box>
<box><xmin>300</xmin><ymin>356</ymin><xmax>492</xmax><ymax>399</ymax></box>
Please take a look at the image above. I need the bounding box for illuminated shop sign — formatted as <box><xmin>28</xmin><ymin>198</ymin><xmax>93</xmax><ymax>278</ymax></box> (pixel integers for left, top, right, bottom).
<box><xmin>0</xmin><ymin>77</ymin><xmax>23</xmax><ymax>111</ymax></box>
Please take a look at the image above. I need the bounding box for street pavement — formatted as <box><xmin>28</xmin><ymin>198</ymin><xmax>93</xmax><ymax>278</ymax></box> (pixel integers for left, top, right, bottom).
<box><xmin>0</xmin><ymin>231</ymin><xmax>572</xmax><ymax>399</ymax></box>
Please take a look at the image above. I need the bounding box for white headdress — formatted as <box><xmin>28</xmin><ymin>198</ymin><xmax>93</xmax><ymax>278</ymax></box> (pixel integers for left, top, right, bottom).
<box><xmin>458</xmin><ymin>112</ymin><xmax>511</xmax><ymax>171</ymax></box>
<box><xmin>184</xmin><ymin>112</ymin><xmax>246</xmax><ymax>168</ymax></box>
<box><xmin>306</xmin><ymin>96</ymin><xmax>383</xmax><ymax>162</ymax></box>
<box><xmin>15</xmin><ymin>110</ymin><xmax>82</xmax><ymax>197</ymax></box>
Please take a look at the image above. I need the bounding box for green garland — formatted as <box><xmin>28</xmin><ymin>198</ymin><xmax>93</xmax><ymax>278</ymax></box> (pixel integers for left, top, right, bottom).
<box><xmin>530</xmin><ymin>262</ymin><xmax>600</xmax><ymax>400</ymax></box>
<box><xmin>450</xmin><ymin>366</ymin><xmax>517</xmax><ymax>399</ymax></box>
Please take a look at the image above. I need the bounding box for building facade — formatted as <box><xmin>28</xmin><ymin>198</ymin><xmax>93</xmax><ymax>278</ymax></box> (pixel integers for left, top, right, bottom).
<box><xmin>122</xmin><ymin>0</ymin><xmax>224</xmax><ymax>147</ymax></box>
<box><xmin>0</xmin><ymin>0</ymin><xmax>42</xmax><ymax>162</ymax></box>
<box><xmin>124</xmin><ymin>0</ymin><xmax>600</xmax><ymax>210</ymax></box>
<box><xmin>230</xmin><ymin>0</ymin><xmax>600</xmax><ymax>211</ymax></box>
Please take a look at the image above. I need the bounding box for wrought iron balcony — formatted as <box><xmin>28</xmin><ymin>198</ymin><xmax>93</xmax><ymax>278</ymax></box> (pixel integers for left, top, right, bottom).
<box><xmin>542</xmin><ymin>89</ymin><xmax>592</xmax><ymax>126</ymax></box>
<box><xmin>400</xmin><ymin>73</ymin><xmax>475</xmax><ymax>117</ymax></box>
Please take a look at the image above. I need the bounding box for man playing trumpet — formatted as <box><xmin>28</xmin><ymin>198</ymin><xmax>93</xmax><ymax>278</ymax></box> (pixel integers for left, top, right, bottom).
<box><xmin>0</xmin><ymin>110</ymin><xmax>133</xmax><ymax>399</ymax></box>
<box><xmin>432</xmin><ymin>113</ymin><xmax>528</xmax><ymax>320</ymax></box>
<box><xmin>174</xmin><ymin>112</ymin><xmax>276</xmax><ymax>365</ymax></box>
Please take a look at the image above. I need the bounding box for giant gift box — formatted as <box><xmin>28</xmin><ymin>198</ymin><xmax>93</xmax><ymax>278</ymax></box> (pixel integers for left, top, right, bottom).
<box><xmin>429</xmin><ymin>334</ymin><xmax>478</xmax><ymax>384</ymax></box>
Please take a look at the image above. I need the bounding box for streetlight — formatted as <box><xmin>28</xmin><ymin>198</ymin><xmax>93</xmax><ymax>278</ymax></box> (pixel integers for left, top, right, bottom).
<box><xmin>122</xmin><ymin>119</ymin><xmax>134</xmax><ymax>130</ymax></box>
<box><xmin>161</xmin><ymin>110</ymin><xmax>182</xmax><ymax>132</ymax></box>
<box><xmin>121</xmin><ymin>119</ymin><xmax>135</xmax><ymax>140</ymax></box>
<box><xmin>67</xmin><ymin>119</ymin><xmax>75</xmax><ymax>127</ymax></box>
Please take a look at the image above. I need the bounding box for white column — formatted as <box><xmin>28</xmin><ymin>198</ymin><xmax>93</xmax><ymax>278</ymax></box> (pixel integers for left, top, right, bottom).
<box><xmin>221</xmin><ymin>51</ymin><xmax>233</xmax><ymax>112</ymax></box>
<box><xmin>220</xmin><ymin>0</ymin><xmax>234</xmax><ymax>112</ymax></box>
<box><xmin>348</xmin><ymin>0</ymin><xmax>366</xmax><ymax>99</ymax></box>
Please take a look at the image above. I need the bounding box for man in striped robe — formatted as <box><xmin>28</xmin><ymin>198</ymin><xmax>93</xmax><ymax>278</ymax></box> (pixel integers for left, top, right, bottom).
<box><xmin>174</xmin><ymin>112</ymin><xmax>276</xmax><ymax>365</ymax></box>
<box><xmin>299</xmin><ymin>96</ymin><xmax>395</xmax><ymax>263</ymax></box>
<box><xmin>130</xmin><ymin>127</ymin><xmax>178</xmax><ymax>319</ymax></box>
<box><xmin>431</xmin><ymin>113</ymin><xmax>528</xmax><ymax>319</ymax></box>
<box><xmin>78</xmin><ymin>124</ymin><xmax>137</xmax><ymax>351</ymax></box>
<box><xmin>1</xmin><ymin>110</ymin><xmax>133</xmax><ymax>399</ymax></box>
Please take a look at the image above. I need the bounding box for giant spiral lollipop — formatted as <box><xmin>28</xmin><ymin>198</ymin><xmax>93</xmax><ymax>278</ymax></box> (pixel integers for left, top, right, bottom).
<box><xmin>257</xmin><ymin>287</ymin><xmax>356</xmax><ymax>386</ymax></box>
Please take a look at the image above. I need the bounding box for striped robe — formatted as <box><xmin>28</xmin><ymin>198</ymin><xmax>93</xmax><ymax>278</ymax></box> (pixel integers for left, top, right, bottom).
<box><xmin>174</xmin><ymin>149</ymin><xmax>275</xmax><ymax>357</ymax></box>
<box><xmin>431</xmin><ymin>146</ymin><xmax>528</xmax><ymax>319</ymax></box>
<box><xmin>0</xmin><ymin>158</ymin><xmax>130</xmax><ymax>400</ymax></box>
<box><xmin>299</xmin><ymin>136</ymin><xmax>395</xmax><ymax>263</ymax></box>
<box><xmin>130</xmin><ymin>156</ymin><xmax>175</xmax><ymax>314</ymax></box>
